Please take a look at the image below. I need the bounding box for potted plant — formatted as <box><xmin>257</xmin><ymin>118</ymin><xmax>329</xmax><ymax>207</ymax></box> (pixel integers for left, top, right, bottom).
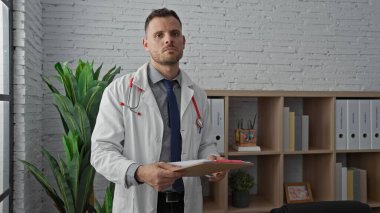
<box><xmin>21</xmin><ymin>60</ymin><xmax>120</xmax><ymax>212</ymax></box>
<box><xmin>229</xmin><ymin>169</ymin><xmax>255</xmax><ymax>208</ymax></box>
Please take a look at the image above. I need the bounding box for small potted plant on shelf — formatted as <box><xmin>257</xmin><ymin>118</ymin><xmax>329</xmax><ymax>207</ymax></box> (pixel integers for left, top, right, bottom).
<box><xmin>229</xmin><ymin>169</ymin><xmax>255</xmax><ymax>208</ymax></box>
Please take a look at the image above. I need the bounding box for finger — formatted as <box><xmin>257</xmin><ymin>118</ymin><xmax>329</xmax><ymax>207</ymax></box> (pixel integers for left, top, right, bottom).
<box><xmin>156</xmin><ymin>162</ymin><xmax>183</xmax><ymax>178</ymax></box>
<box><xmin>157</xmin><ymin>162</ymin><xmax>182</xmax><ymax>170</ymax></box>
<box><xmin>207</xmin><ymin>155</ymin><xmax>217</xmax><ymax>160</ymax></box>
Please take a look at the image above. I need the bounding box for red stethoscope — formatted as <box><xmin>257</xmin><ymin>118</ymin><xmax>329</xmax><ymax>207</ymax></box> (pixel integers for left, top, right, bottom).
<box><xmin>121</xmin><ymin>77</ymin><xmax>204</xmax><ymax>132</ymax></box>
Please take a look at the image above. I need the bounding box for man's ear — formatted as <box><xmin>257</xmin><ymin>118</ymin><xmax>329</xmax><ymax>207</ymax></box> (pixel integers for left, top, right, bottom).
<box><xmin>182</xmin><ymin>35</ymin><xmax>186</xmax><ymax>49</ymax></box>
<box><xmin>142</xmin><ymin>37</ymin><xmax>149</xmax><ymax>51</ymax></box>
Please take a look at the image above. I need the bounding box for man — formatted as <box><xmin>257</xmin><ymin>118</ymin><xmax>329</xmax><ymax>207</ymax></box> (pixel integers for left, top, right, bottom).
<box><xmin>91</xmin><ymin>8</ymin><xmax>226</xmax><ymax>213</ymax></box>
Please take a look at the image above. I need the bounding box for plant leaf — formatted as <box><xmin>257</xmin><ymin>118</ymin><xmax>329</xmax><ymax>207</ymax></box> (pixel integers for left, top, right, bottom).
<box><xmin>103</xmin><ymin>182</ymin><xmax>115</xmax><ymax>213</ymax></box>
<box><xmin>76</xmin><ymin>165</ymin><xmax>95</xmax><ymax>213</ymax></box>
<box><xmin>42</xmin><ymin>75</ymin><xmax>60</xmax><ymax>94</ymax></box>
<box><xmin>42</xmin><ymin>148</ymin><xmax>75</xmax><ymax>213</ymax></box>
<box><xmin>83</xmin><ymin>86</ymin><xmax>103</xmax><ymax>130</ymax></box>
<box><xmin>77</xmin><ymin>62</ymin><xmax>94</xmax><ymax>102</ymax></box>
<box><xmin>94</xmin><ymin>63</ymin><xmax>103</xmax><ymax>80</ymax></box>
<box><xmin>62</xmin><ymin>63</ymin><xmax>78</xmax><ymax>104</ymax></box>
<box><xmin>73</xmin><ymin>104</ymin><xmax>91</xmax><ymax>145</ymax></box>
<box><xmin>20</xmin><ymin>160</ymin><xmax>65</xmax><ymax>213</ymax></box>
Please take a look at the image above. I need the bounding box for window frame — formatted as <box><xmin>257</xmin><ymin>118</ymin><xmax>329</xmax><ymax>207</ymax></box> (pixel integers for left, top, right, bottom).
<box><xmin>0</xmin><ymin>0</ymin><xmax>13</xmax><ymax>212</ymax></box>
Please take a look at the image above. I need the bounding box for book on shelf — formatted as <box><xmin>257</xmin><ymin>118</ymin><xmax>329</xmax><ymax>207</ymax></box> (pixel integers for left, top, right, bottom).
<box><xmin>231</xmin><ymin>144</ymin><xmax>261</xmax><ymax>152</ymax></box>
<box><xmin>283</xmin><ymin>107</ymin><xmax>290</xmax><ymax>151</ymax></box>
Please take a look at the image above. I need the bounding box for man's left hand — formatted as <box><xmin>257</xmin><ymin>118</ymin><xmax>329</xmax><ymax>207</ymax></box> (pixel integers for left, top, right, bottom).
<box><xmin>206</xmin><ymin>155</ymin><xmax>228</xmax><ymax>182</ymax></box>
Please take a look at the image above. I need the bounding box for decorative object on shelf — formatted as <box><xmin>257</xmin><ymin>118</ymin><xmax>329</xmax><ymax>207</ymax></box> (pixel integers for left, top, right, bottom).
<box><xmin>229</xmin><ymin>169</ymin><xmax>255</xmax><ymax>208</ymax></box>
<box><xmin>234</xmin><ymin>114</ymin><xmax>261</xmax><ymax>151</ymax></box>
<box><xmin>284</xmin><ymin>182</ymin><xmax>313</xmax><ymax>204</ymax></box>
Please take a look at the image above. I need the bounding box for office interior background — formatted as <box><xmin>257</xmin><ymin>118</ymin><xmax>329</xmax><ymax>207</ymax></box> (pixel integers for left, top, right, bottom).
<box><xmin>1</xmin><ymin>0</ymin><xmax>380</xmax><ymax>212</ymax></box>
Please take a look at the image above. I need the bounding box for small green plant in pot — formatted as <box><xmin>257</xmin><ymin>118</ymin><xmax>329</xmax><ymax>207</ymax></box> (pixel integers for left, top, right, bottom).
<box><xmin>229</xmin><ymin>169</ymin><xmax>255</xmax><ymax>208</ymax></box>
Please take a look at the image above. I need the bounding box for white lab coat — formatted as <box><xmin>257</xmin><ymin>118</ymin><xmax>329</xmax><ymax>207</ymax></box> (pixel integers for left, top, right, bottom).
<box><xmin>91</xmin><ymin>63</ymin><xmax>219</xmax><ymax>213</ymax></box>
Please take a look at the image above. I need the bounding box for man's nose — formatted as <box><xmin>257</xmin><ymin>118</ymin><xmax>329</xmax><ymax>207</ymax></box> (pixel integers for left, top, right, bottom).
<box><xmin>164</xmin><ymin>34</ymin><xmax>174</xmax><ymax>44</ymax></box>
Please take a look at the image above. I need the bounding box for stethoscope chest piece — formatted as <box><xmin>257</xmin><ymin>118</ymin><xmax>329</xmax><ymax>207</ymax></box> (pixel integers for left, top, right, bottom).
<box><xmin>196</xmin><ymin>118</ymin><xmax>203</xmax><ymax>129</ymax></box>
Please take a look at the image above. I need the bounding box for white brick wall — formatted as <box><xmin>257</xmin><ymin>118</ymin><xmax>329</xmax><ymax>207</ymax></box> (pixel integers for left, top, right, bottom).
<box><xmin>12</xmin><ymin>0</ymin><xmax>44</xmax><ymax>212</ymax></box>
<box><xmin>12</xmin><ymin>0</ymin><xmax>380</xmax><ymax>212</ymax></box>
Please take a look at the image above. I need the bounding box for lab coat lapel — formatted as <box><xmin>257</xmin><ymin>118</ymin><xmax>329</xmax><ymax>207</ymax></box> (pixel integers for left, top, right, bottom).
<box><xmin>180</xmin><ymin>71</ymin><xmax>194</xmax><ymax>120</ymax></box>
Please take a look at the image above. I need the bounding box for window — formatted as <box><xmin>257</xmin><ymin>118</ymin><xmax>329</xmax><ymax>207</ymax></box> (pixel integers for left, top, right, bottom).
<box><xmin>0</xmin><ymin>0</ymin><xmax>12</xmax><ymax>212</ymax></box>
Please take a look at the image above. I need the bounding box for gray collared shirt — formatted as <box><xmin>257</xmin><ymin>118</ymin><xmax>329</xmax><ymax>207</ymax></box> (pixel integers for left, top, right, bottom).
<box><xmin>125</xmin><ymin>63</ymin><xmax>182</xmax><ymax>186</ymax></box>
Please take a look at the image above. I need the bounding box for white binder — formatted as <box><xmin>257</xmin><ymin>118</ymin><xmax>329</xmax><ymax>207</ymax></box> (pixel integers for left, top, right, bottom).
<box><xmin>359</xmin><ymin>100</ymin><xmax>371</xmax><ymax>149</ymax></box>
<box><xmin>336</xmin><ymin>100</ymin><xmax>348</xmax><ymax>150</ymax></box>
<box><xmin>370</xmin><ymin>100</ymin><xmax>380</xmax><ymax>149</ymax></box>
<box><xmin>347</xmin><ymin>100</ymin><xmax>359</xmax><ymax>150</ymax></box>
<box><xmin>210</xmin><ymin>98</ymin><xmax>225</xmax><ymax>154</ymax></box>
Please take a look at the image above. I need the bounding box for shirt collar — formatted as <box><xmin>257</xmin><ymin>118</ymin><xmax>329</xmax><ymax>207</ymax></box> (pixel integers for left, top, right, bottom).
<box><xmin>148</xmin><ymin>63</ymin><xmax>182</xmax><ymax>86</ymax></box>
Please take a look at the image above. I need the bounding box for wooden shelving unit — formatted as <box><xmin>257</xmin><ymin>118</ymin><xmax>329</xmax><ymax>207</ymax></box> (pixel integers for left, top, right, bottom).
<box><xmin>203</xmin><ymin>90</ymin><xmax>380</xmax><ymax>213</ymax></box>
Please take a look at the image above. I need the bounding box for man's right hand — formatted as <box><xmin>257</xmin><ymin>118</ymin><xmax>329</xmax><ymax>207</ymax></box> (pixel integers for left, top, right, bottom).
<box><xmin>135</xmin><ymin>162</ymin><xmax>183</xmax><ymax>191</ymax></box>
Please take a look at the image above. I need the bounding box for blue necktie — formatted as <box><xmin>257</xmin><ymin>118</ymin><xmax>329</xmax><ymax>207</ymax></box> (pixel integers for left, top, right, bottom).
<box><xmin>162</xmin><ymin>79</ymin><xmax>184</xmax><ymax>192</ymax></box>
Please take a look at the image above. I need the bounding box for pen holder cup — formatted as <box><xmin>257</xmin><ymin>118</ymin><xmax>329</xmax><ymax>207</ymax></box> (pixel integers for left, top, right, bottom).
<box><xmin>235</xmin><ymin>128</ymin><xmax>257</xmax><ymax>146</ymax></box>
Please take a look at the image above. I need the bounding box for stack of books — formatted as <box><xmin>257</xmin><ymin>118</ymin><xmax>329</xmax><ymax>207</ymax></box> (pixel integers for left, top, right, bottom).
<box><xmin>232</xmin><ymin>143</ymin><xmax>261</xmax><ymax>151</ymax></box>
<box><xmin>283</xmin><ymin>107</ymin><xmax>309</xmax><ymax>151</ymax></box>
<box><xmin>335</xmin><ymin>162</ymin><xmax>367</xmax><ymax>202</ymax></box>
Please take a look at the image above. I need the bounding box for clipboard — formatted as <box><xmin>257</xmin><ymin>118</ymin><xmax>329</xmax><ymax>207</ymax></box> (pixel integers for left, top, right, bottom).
<box><xmin>168</xmin><ymin>159</ymin><xmax>254</xmax><ymax>177</ymax></box>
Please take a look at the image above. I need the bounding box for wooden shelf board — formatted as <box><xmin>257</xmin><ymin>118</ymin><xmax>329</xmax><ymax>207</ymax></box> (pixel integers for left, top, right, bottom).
<box><xmin>336</xmin><ymin>149</ymin><xmax>380</xmax><ymax>153</ymax></box>
<box><xmin>368</xmin><ymin>201</ymin><xmax>380</xmax><ymax>208</ymax></box>
<box><xmin>283</xmin><ymin>150</ymin><xmax>333</xmax><ymax>155</ymax></box>
<box><xmin>227</xmin><ymin>195</ymin><xmax>275</xmax><ymax>213</ymax></box>
<box><xmin>228</xmin><ymin>149</ymin><xmax>281</xmax><ymax>156</ymax></box>
<box><xmin>206</xmin><ymin>90</ymin><xmax>380</xmax><ymax>98</ymax></box>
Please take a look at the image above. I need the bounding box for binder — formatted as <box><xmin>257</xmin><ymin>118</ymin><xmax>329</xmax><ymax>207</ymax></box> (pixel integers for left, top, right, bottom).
<box><xmin>359</xmin><ymin>100</ymin><xmax>371</xmax><ymax>149</ymax></box>
<box><xmin>370</xmin><ymin>100</ymin><xmax>380</xmax><ymax>149</ymax></box>
<box><xmin>283</xmin><ymin>107</ymin><xmax>290</xmax><ymax>151</ymax></box>
<box><xmin>347</xmin><ymin>100</ymin><xmax>359</xmax><ymax>150</ymax></box>
<box><xmin>336</xmin><ymin>100</ymin><xmax>348</xmax><ymax>150</ymax></box>
<box><xmin>210</xmin><ymin>98</ymin><xmax>225</xmax><ymax>154</ymax></box>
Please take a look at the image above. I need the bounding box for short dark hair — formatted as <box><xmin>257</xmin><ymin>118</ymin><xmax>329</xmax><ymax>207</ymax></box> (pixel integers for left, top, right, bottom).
<box><xmin>144</xmin><ymin>8</ymin><xmax>182</xmax><ymax>32</ymax></box>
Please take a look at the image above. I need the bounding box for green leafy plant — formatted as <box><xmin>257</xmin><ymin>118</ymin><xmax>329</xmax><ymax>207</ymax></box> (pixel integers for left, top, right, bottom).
<box><xmin>20</xmin><ymin>60</ymin><xmax>120</xmax><ymax>212</ymax></box>
<box><xmin>229</xmin><ymin>170</ymin><xmax>255</xmax><ymax>192</ymax></box>
<box><xmin>94</xmin><ymin>182</ymin><xmax>115</xmax><ymax>213</ymax></box>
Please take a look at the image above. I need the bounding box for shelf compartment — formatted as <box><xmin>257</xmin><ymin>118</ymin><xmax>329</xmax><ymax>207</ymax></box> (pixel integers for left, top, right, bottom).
<box><xmin>228</xmin><ymin>155</ymin><xmax>282</xmax><ymax>211</ymax></box>
<box><xmin>337</xmin><ymin>152</ymin><xmax>380</xmax><ymax>204</ymax></box>
<box><xmin>228</xmin><ymin>96</ymin><xmax>282</xmax><ymax>152</ymax></box>
<box><xmin>284</xmin><ymin>97</ymin><xmax>334</xmax><ymax>151</ymax></box>
<box><xmin>284</xmin><ymin>154</ymin><xmax>335</xmax><ymax>202</ymax></box>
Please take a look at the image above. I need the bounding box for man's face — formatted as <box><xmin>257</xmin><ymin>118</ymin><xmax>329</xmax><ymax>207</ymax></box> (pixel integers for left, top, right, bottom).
<box><xmin>143</xmin><ymin>16</ymin><xmax>185</xmax><ymax>66</ymax></box>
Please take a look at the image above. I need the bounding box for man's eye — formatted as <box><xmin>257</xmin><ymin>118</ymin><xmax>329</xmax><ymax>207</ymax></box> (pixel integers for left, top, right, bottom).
<box><xmin>172</xmin><ymin>32</ymin><xmax>180</xmax><ymax>37</ymax></box>
<box><xmin>154</xmin><ymin>33</ymin><xmax>163</xmax><ymax>39</ymax></box>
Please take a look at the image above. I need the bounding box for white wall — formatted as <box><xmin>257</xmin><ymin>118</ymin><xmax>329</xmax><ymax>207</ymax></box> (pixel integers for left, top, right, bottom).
<box><xmin>13</xmin><ymin>0</ymin><xmax>44</xmax><ymax>212</ymax></box>
<box><xmin>13</xmin><ymin>0</ymin><xmax>380</xmax><ymax>212</ymax></box>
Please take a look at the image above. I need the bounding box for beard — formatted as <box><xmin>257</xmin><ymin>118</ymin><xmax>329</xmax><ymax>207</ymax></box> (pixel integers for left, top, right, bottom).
<box><xmin>151</xmin><ymin>49</ymin><xmax>183</xmax><ymax>66</ymax></box>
